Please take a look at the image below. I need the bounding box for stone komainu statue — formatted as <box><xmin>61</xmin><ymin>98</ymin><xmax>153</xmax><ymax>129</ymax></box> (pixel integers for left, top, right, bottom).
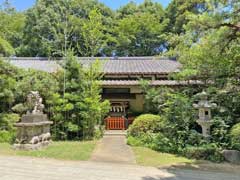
<box><xmin>14</xmin><ymin>91</ymin><xmax>53</xmax><ymax>150</ymax></box>
<box><xmin>27</xmin><ymin>91</ymin><xmax>45</xmax><ymax>114</ymax></box>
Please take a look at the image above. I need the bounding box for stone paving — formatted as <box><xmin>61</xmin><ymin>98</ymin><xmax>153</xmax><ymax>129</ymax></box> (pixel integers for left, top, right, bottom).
<box><xmin>90</xmin><ymin>130</ymin><xmax>136</xmax><ymax>164</ymax></box>
<box><xmin>0</xmin><ymin>155</ymin><xmax>239</xmax><ymax>180</ymax></box>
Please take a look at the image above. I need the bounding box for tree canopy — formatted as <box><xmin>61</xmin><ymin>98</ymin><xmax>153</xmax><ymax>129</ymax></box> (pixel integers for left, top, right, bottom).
<box><xmin>0</xmin><ymin>0</ymin><xmax>173</xmax><ymax>57</ymax></box>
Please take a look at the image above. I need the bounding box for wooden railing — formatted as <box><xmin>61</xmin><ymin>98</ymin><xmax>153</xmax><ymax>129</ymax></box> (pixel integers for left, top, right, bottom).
<box><xmin>105</xmin><ymin>117</ymin><xmax>125</xmax><ymax>130</ymax></box>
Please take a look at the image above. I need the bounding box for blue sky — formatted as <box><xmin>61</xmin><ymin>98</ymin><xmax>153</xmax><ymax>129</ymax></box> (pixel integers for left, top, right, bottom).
<box><xmin>0</xmin><ymin>0</ymin><xmax>172</xmax><ymax>11</ymax></box>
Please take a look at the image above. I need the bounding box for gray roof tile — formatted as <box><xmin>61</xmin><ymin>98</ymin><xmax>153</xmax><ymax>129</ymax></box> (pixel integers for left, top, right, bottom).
<box><xmin>8</xmin><ymin>57</ymin><xmax>181</xmax><ymax>74</ymax></box>
<box><xmin>101</xmin><ymin>80</ymin><xmax>202</xmax><ymax>86</ymax></box>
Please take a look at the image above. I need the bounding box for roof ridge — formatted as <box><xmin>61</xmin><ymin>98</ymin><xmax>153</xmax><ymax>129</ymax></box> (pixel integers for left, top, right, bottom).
<box><xmin>7</xmin><ymin>57</ymin><xmax>176</xmax><ymax>61</ymax></box>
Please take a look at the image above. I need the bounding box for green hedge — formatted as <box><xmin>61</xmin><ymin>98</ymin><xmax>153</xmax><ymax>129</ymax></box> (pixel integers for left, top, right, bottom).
<box><xmin>128</xmin><ymin>114</ymin><xmax>163</xmax><ymax>137</ymax></box>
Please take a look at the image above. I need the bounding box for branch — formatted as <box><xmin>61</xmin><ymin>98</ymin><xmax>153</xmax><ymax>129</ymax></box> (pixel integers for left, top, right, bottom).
<box><xmin>220</xmin><ymin>23</ymin><xmax>240</xmax><ymax>31</ymax></box>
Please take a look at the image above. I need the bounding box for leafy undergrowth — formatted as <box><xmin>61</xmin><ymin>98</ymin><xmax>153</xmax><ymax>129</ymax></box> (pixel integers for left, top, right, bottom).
<box><xmin>0</xmin><ymin>141</ymin><xmax>96</xmax><ymax>161</ymax></box>
<box><xmin>132</xmin><ymin>146</ymin><xmax>194</xmax><ymax>167</ymax></box>
<box><xmin>132</xmin><ymin>146</ymin><xmax>240</xmax><ymax>174</ymax></box>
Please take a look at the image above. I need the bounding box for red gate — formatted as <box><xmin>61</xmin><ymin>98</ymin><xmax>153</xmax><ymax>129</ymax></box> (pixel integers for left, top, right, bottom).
<box><xmin>105</xmin><ymin>117</ymin><xmax>125</xmax><ymax>130</ymax></box>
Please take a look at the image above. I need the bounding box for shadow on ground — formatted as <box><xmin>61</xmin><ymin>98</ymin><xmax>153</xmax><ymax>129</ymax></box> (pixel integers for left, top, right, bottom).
<box><xmin>167</xmin><ymin>160</ymin><xmax>240</xmax><ymax>174</ymax></box>
<box><xmin>141</xmin><ymin>162</ymin><xmax>240</xmax><ymax>180</ymax></box>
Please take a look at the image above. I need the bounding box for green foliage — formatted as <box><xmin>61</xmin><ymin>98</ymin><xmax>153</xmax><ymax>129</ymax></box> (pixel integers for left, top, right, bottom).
<box><xmin>0</xmin><ymin>37</ymin><xmax>14</xmax><ymax>56</ymax></box>
<box><xmin>0</xmin><ymin>59</ymin><xmax>18</xmax><ymax>112</ymax></box>
<box><xmin>128</xmin><ymin>86</ymin><xmax>230</xmax><ymax>161</ymax></box>
<box><xmin>0</xmin><ymin>131</ymin><xmax>14</xmax><ymax>143</ymax></box>
<box><xmin>0</xmin><ymin>54</ymin><xmax>110</xmax><ymax>141</ymax></box>
<box><xmin>19</xmin><ymin>0</ymin><xmax>113</xmax><ymax>57</ymax></box>
<box><xmin>0</xmin><ymin>113</ymin><xmax>19</xmax><ymax>143</ymax></box>
<box><xmin>184</xmin><ymin>144</ymin><xmax>224</xmax><ymax>162</ymax></box>
<box><xmin>47</xmin><ymin>52</ymin><xmax>110</xmax><ymax>140</ymax></box>
<box><xmin>165</xmin><ymin>0</ymin><xmax>207</xmax><ymax>34</ymax></box>
<box><xmin>93</xmin><ymin>126</ymin><xmax>105</xmax><ymax>140</ymax></box>
<box><xmin>80</xmin><ymin>9</ymin><xmax>107</xmax><ymax>56</ymax></box>
<box><xmin>142</xmin><ymin>86</ymin><xmax>197</xmax><ymax>147</ymax></box>
<box><xmin>167</xmin><ymin>1</ymin><xmax>240</xmax><ymax>83</ymax></box>
<box><xmin>115</xmin><ymin>12</ymin><xmax>168</xmax><ymax>56</ymax></box>
<box><xmin>0</xmin><ymin>1</ymin><xmax>25</xmax><ymax>54</ymax></box>
<box><xmin>143</xmin><ymin>86</ymin><xmax>172</xmax><ymax>114</ymax></box>
<box><xmin>128</xmin><ymin>114</ymin><xmax>163</xmax><ymax>137</ymax></box>
<box><xmin>230</xmin><ymin>123</ymin><xmax>240</xmax><ymax>150</ymax></box>
<box><xmin>127</xmin><ymin>136</ymin><xmax>144</xmax><ymax>146</ymax></box>
<box><xmin>211</xmin><ymin>117</ymin><xmax>230</xmax><ymax>148</ymax></box>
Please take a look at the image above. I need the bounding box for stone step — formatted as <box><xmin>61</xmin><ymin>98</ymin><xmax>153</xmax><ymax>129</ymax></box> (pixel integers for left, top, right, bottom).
<box><xmin>104</xmin><ymin>130</ymin><xmax>127</xmax><ymax>136</ymax></box>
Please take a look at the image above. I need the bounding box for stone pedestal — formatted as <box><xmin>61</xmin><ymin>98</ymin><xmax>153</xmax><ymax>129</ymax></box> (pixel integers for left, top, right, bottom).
<box><xmin>196</xmin><ymin>120</ymin><xmax>213</xmax><ymax>137</ymax></box>
<box><xmin>13</xmin><ymin>113</ymin><xmax>53</xmax><ymax>150</ymax></box>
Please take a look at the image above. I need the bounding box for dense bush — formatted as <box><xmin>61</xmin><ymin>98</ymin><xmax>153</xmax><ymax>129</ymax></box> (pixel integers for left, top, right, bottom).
<box><xmin>127</xmin><ymin>136</ymin><xmax>145</xmax><ymax>146</ymax></box>
<box><xmin>127</xmin><ymin>87</ymin><xmax>231</xmax><ymax>162</ymax></box>
<box><xmin>184</xmin><ymin>144</ymin><xmax>224</xmax><ymax>162</ymax></box>
<box><xmin>0</xmin><ymin>113</ymin><xmax>19</xmax><ymax>143</ymax></box>
<box><xmin>0</xmin><ymin>130</ymin><xmax>15</xmax><ymax>143</ymax></box>
<box><xmin>127</xmin><ymin>132</ymin><xmax>174</xmax><ymax>152</ymax></box>
<box><xmin>230</xmin><ymin>123</ymin><xmax>240</xmax><ymax>150</ymax></box>
<box><xmin>147</xmin><ymin>133</ymin><xmax>174</xmax><ymax>153</ymax></box>
<box><xmin>128</xmin><ymin>114</ymin><xmax>163</xmax><ymax>137</ymax></box>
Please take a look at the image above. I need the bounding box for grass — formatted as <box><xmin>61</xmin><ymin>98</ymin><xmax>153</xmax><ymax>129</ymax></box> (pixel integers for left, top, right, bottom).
<box><xmin>132</xmin><ymin>147</ymin><xmax>240</xmax><ymax>174</ymax></box>
<box><xmin>0</xmin><ymin>141</ymin><xmax>96</xmax><ymax>161</ymax></box>
<box><xmin>132</xmin><ymin>146</ymin><xmax>194</xmax><ymax>167</ymax></box>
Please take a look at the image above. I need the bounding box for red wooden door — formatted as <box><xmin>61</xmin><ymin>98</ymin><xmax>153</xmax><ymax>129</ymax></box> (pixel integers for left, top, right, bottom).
<box><xmin>105</xmin><ymin>117</ymin><xmax>125</xmax><ymax>130</ymax></box>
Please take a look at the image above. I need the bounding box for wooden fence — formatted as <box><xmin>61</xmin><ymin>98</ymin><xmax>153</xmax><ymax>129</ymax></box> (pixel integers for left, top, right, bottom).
<box><xmin>105</xmin><ymin>117</ymin><xmax>125</xmax><ymax>130</ymax></box>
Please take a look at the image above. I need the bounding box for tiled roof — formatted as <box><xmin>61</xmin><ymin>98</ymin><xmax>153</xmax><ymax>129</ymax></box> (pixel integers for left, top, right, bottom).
<box><xmin>101</xmin><ymin>80</ymin><xmax>203</xmax><ymax>86</ymax></box>
<box><xmin>8</xmin><ymin>59</ymin><xmax>61</xmax><ymax>73</ymax></box>
<box><xmin>8</xmin><ymin>57</ymin><xmax>181</xmax><ymax>75</ymax></box>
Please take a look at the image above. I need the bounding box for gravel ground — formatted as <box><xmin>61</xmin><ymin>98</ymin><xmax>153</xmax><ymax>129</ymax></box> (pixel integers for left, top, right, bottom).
<box><xmin>0</xmin><ymin>155</ymin><xmax>239</xmax><ymax>180</ymax></box>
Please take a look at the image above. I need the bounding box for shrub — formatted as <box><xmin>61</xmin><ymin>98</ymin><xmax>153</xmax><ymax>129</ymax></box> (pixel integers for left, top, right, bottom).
<box><xmin>149</xmin><ymin>133</ymin><xmax>175</xmax><ymax>153</ymax></box>
<box><xmin>128</xmin><ymin>114</ymin><xmax>163</xmax><ymax>137</ymax></box>
<box><xmin>230</xmin><ymin>123</ymin><xmax>240</xmax><ymax>150</ymax></box>
<box><xmin>184</xmin><ymin>144</ymin><xmax>224</xmax><ymax>162</ymax></box>
<box><xmin>127</xmin><ymin>136</ymin><xmax>144</xmax><ymax>146</ymax></box>
<box><xmin>94</xmin><ymin>125</ymin><xmax>105</xmax><ymax>139</ymax></box>
<box><xmin>0</xmin><ymin>130</ymin><xmax>14</xmax><ymax>143</ymax></box>
<box><xmin>0</xmin><ymin>113</ymin><xmax>19</xmax><ymax>143</ymax></box>
<box><xmin>127</xmin><ymin>132</ymin><xmax>176</xmax><ymax>153</ymax></box>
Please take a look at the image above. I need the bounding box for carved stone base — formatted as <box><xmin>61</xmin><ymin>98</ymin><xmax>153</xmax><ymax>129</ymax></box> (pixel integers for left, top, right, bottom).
<box><xmin>13</xmin><ymin>141</ymin><xmax>51</xmax><ymax>151</ymax></box>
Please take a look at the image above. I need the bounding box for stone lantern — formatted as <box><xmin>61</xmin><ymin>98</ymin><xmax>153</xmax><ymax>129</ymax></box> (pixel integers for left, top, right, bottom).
<box><xmin>193</xmin><ymin>91</ymin><xmax>216</xmax><ymax>137</ymax></box>
<box><xmin>13</xmin><ymin>91</ymin><xmax>53</xmax><ymax>150</ymax></box>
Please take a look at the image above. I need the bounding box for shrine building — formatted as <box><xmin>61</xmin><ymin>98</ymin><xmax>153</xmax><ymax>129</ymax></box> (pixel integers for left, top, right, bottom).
<box><xmin>9</xmin><ymin>57</ymin><xmax>199</xmax><ymax>130</ymax></box>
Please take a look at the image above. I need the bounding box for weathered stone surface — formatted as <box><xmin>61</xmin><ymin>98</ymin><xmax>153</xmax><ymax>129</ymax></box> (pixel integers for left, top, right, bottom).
<box><xmin>13</xmin><ymin>91</ymin><xmax>53</xmax><ymax>150</ymax></box>
<box><xmin>222</xmin><ymin>150</ymin><xmax>240</xmax><ymax>164</ymax></box>
<box><xmin>90</xmin><ymin>131</ymin><xmax>136</xmax><ymax>164</ymax></box>
<box><xmin>21</xmin><ymin>114</ymin><xmax>48</xmax><ymax>123</ymax></box>
<box><xmin>13</xmin><ymin>141</ymin><xmax>51</xmax><ymax>151</ymax></box>
<box><xmin>193</xmin><ymin>91</ymin><xmax>216</xmax><ymax>137</ymax></box>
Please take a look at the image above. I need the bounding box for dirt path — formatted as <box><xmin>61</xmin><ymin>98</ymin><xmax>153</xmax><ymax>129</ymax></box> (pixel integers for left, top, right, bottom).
<box><xmin>0</xmin><ymin>155</ymin><xmax>239</xmax><ymax>180</ymax></box>
<box><xmin>90</xmin><ymin>131</ymin><xmax>136</xmax><ymax>164</ymax></box>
